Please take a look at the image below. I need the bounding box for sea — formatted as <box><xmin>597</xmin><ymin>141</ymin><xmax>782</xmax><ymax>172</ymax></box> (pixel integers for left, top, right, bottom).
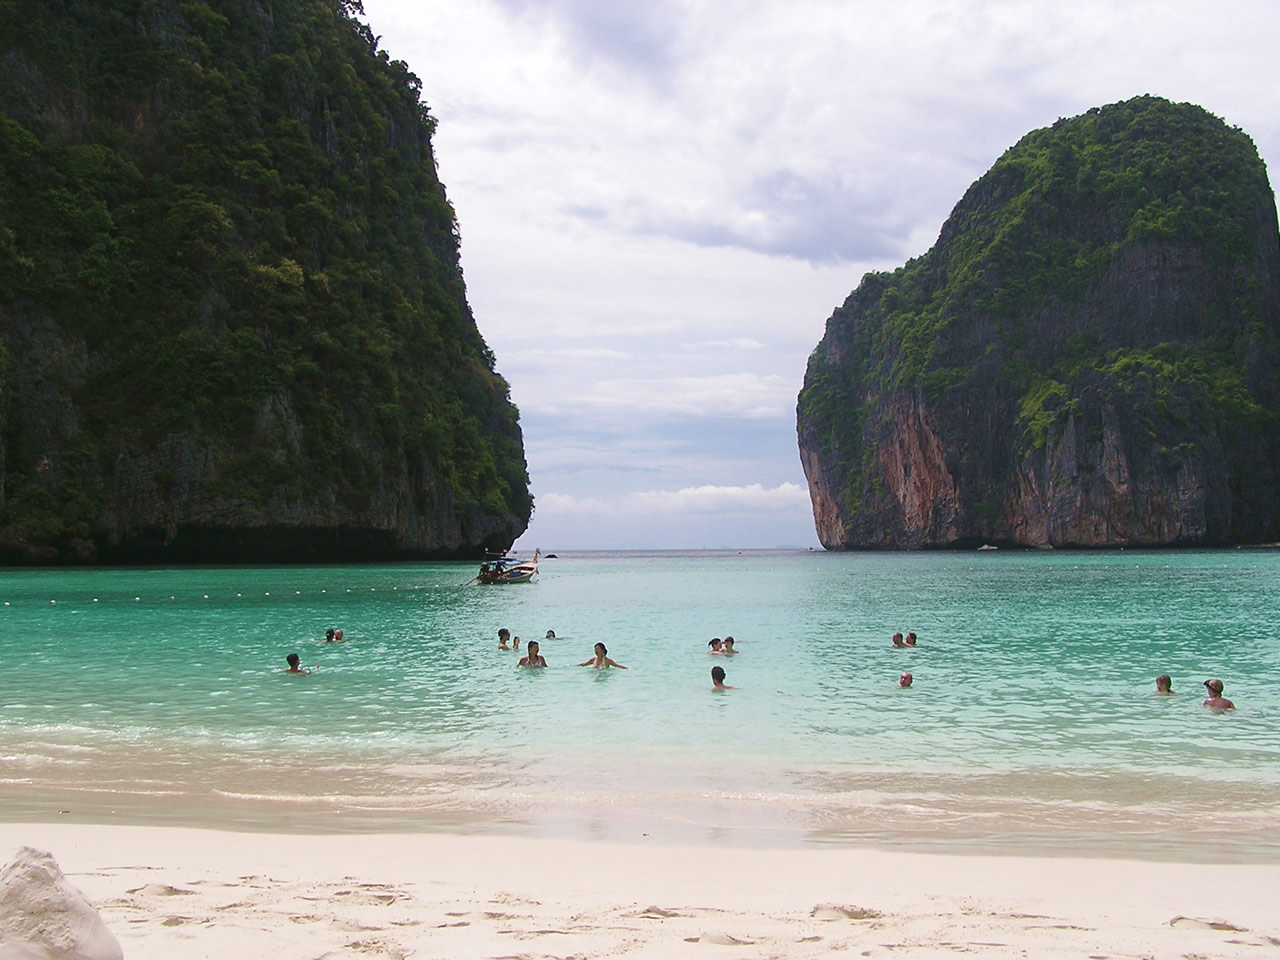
<box><xmin>2</xmin><ymin>548</ymin><xmax>1278</xmax><ymax>861</ymax></box>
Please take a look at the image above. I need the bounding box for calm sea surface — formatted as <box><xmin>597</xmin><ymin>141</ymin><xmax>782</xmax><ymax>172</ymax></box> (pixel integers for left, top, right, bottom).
<box><xmin>2</xmin><ymin>549</ymin><xmax>1278</xmax><ymax>860</ymax></box>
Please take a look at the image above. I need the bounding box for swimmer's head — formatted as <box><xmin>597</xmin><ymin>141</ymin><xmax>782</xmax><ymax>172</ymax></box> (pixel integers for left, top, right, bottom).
<box><xmin>1155</xmin><ymin>674</ymin><xmax>1173</xmax><ymax>692</ymax></box>
<box><xmin>711</xmin><ymin>666</ymin><xmax>726</xmax><ymax>683</ymax></box>
<box><xmin>334</xmin><ymin>629</ymin><xmax>343</xmax><ymax>641</ymax></box>
<box><xmin>527</xmin><ymin>640</ymin><xmax>539</xmax><ymax>655</ymax></box>
<box><xmin>595</xmin><ymin>642</ymin><xmax>607</xmax><ymax>655</ymax></box>
<box><xmin>1203</xmin><ymin>678</ymin><xmax>1224</xmax><ymax>695</ymax></box>
<box><xmin>892</xmin><ymin>632</ymin><xmax>904</xmax><ymax>646</ymax></box>
<box><xmin>325</xmin><ymin>628</ymin><xmax>335</xmax><ymax>641</ymax></box>
<box><xmin>498</xmin><ymin>628</ymin><xmax>510</xmax><ymax>640</ymax></box>
<box><xmin>709</xmin><ymin>638</ymin><xmax>722</xmax><ymax>649</ymax></box>
<box><xmin>904</xmin><ymin>632</ymin><xmax>916</xmax><ymax>645</ymax></box>
<box><xmin>545</xmin><ymin>630</ymin><xmax>555</xmax><ymax>638</ymax></box>
<box><xmin>286</xmin><ymin>653</ymin><xmax>300</xmax><ymax>668</ymax></box>
<box><xmin>899</xmin><ymin>672</ymin><xmax>913</xmax><ymax>687</ymax></box>
<box><xmin>723</xmin><ymin>636</ymin><xmax>735</xmax><ymax>648</ymax></box>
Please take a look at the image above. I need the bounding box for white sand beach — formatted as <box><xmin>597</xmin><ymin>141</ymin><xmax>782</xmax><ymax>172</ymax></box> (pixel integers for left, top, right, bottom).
<box><xmin>2</xmin><ymin>823</ymin><xmax>1278</xmax><ymax>959</ymax></box>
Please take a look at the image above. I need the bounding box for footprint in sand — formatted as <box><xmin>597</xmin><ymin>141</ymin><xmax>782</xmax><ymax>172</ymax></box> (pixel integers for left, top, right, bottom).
<box><xmin>126</xmin><ymin>883</ymin><xmax>197</xmax><ymax>896</ymax></box>
<box><xmin>634</xmin><ymin>905</ymin><xmax>685</xmax><ymax>919</ymax></box>
<box><xmin>1169</xmin><ymin>916</ymin><xmax>1248</xmax><ymax>932</ymax></box>
<box><xmin>683</xmin><ymin>933</ymin><xmax>757</xmax><ymax>945</ymax></box>
<box><xmin>811</xmin><ymin>903</ymin><xmax>882</xmax><ymax>921</ymax></box>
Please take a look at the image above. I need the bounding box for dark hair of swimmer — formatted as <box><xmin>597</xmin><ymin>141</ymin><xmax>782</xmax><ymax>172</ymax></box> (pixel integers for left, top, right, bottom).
<box><xmin>595</xmin><ymin>642</ymin><xmax>607</xmax><ymax>655</ymax></box>
<box><xmin>528</xmin><ymin>640</ymin><xmax>539</xmax><ymax>653</ymax></box>
<box><xmin>286</xmin><ymin>653</ymin><xmax>300</xmax><ymax>667</ymax></box>
<box><xmin>498</xmin><ymin>628</ymin><xmax>510</xmax><ymax>640</ymax></box>
<box><xmin>708</xmin><ymin>638</ymin><xmax>721</xmax><ymax>648</ymax></box>
<box><xmin>711</xmin><ymin>665</ymin><xmax>726</xmax><ymax>683</ymax></box>
<box><xmin>325</xmin><ymin>628</ymin><xmax>335</xmax><ymax>641</ymax></box>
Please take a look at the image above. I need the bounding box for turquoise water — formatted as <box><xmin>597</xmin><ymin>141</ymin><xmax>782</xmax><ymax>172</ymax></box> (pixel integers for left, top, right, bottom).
<box><xmin>2</xmin><ymin>549</ymin><xmax>1278</xmax><ymax>859</ymax></box>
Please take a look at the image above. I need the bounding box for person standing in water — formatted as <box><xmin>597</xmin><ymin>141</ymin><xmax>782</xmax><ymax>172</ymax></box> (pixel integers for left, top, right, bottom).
<box><xmin>891</xmin><ymin>632</ymin><xmax>906</xmax><ymax>648</ymax></box>
<box><xmin>497</xmin><ymin>628</ymin><xmax>511</xmax><ymax>650</ymax></box>
<box><xmin>519</xmin><ymin>640</ymin><xmax>547</xmax><ymax>668</ymax></box>
<box><xmin>1155</xmin><ymin>675</ymin><xmax>1175</xmax><ymax>694</ymax></box>
<box><xmin>722</xmin><ymin>637</ymin><xmax>738</xmax><ymax>654</ymax></box>
<box><xmin>1202</xmin><ymin>679</ymin><xmax>1235</xmax><ymax>710</ymax></box>
<box><xmin>708</xmin><ymin>638</ymin><xmax>724</xmax><ymax>654</ymax></box>
<box><xmin>903</xmin><ymin>632</ymin><xmax>917</xmax><ymax>647</ymax></box>
<box><xmin>579</xmin><ymin>642</ymin><xmax>627</xmax><ymax>669</ymax></box>
<box><xmin>899</xmin><ymin>672</ymin><xmax>913</xmax><ymax>688</ymax></box>
<box><xmin>284</xmin><ymin>653</ymin><xmax>312</xmax><ymax>674</ymax></box>
<box><xmin>711</xmin><ymin>665</ymin><xmax>733</xmax><ymax>690</ymax></box>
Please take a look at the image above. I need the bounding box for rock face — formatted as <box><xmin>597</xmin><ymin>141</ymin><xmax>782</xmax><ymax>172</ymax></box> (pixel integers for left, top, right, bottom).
<box><xmin>0</xmin><ymin>846</ymin><xmax>122</xmax><ymax>960</ymax></box>
<box><xmin>798</xmin><ymin>96</ymin><xmax>1280</xmax><ymax>548</ymax></box>
<box><xmin>0</xmin><ymin>0</ymin><xmax>531</xmax><ymax>563</ymax></box>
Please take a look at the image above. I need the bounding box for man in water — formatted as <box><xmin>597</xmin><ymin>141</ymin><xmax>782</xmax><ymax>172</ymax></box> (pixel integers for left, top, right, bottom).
<box><xmin>711</xmin><ymin>665</ymin><xmax>734</xmax><ymax>690</ymax></box>
<box><xmin>497</xmin><ymin>628</ymin><xmax>511</xmax><ymax>650</ymax></box>
<box><xmin>899</xmin><ymin>672</ymin><xmax>913</xmax><ymax>688</ymax></box>
<box><xmin>891</xmin><ymin>632</ymin><xmax>905</xmax><ymax>647</ymax></box>
<box><xmin>1155</xmin><ymin>675</ymin><xmax>1175</xmax><ymax>694</ymax></box>
<box><xmin>1202</xmin><ymin>679</ymin><xmax>1235</xmax><ymax>710</ymax></box>
<box><xmin>284</xmin><ymin>653</ymin><xmax>311</xmax><ymax>674</ymax></box>
<box><xmin>722</xmin><ymin>636</ymin><xmax>738</xmax><ymax>654</ymax></box>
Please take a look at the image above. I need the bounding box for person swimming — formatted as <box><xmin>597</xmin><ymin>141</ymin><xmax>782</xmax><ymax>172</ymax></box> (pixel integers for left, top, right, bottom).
<box><xmin>579</xmin><ymin>642</ymin><xmax>627</xmax><ymax>669</ymax></box>
<box><xmin>899</xmin><ymin>671</ymin><xmax>913</xmax><ymax>688</ymax></box>
<box><xmin>325</xmin><ymin>628</ymin><xmax>336</xmax><ymax>642</ymax></box>
<box><xmin>891</xmin><ymin>632</ymin><xmax>905</xmax><ymax>648</ymax></box>
<box><xmin>708</xmin><ymin>638</ymin><xmax>724</xmax><ymax>653</ymax></box>
<box><xmin>903</xmin><ymin>632</ymin><xmax>917</xmax><ymax>647</ymax></box>
<box><xmin>722</xmin><ymin>636</ymin><xmax>739</xmax><ymax>654</ymax></box>
<box><xmin>519</xmin><ymin>640</ymin><xmax>547</xmax><ymax>668</ymax></box>
<box><xmin>711</xmin><ymin>665</ymin><xmax>734</xmax><ymax>690</ymax></box>
<box><xmin>284</xmin><ymin>653</ymin><xmax>311</xmax><ymax>674</ymax></box>
<box><xmin>513</xmin><ymin>636</ymin><xmax>521</xmax><ymax>651</ymax></box>
<box><xmin>497</xmin><ymin>628</ymin><xmax>511</xmax><ymax>650</ymax></box>
<box><xmin>1202</xmin><ymin>678</ymin><xmax>1235</xmax><ymax>710</ymax></box>
<box><xmin>545</xmin><ymin>629</ymin><xmax>556</xmax><ymax>639</ymax></box>
<box><xmin>1155</xmin><ymin>674</ymin><xmax>1175</xmax><ymax>694</ymax></box>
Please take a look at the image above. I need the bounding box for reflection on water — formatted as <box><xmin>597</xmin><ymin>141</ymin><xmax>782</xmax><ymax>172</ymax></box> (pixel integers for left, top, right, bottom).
<box><xmin>1</xmin><ymin>550</ymin><xmax>1278</xmax><ymax>859</ymax></box>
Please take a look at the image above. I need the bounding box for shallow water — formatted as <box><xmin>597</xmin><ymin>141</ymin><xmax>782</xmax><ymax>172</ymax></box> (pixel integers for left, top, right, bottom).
<box><xmin>2</xmin><ymin>549</ymin><xmax>1277</xmax><ymax>859</ymax></box>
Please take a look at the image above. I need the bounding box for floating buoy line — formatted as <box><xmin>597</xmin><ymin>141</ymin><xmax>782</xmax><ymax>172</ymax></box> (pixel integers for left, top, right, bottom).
<box><xmin>0</xmin><ymin>581</ymin><xmax>450</xmax><ymax>607</ymax></box>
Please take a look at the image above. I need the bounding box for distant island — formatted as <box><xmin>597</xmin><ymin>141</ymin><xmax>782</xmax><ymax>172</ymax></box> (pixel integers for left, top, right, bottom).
<box><xmin>0</xmin><ymin>0</ymin><xmax>531</xmax><ymax>563</ymax></box>
<box><xmin>798</xmin><ymin>95</ymin><xmax>1280</xmax><ymax>549</ymax></box>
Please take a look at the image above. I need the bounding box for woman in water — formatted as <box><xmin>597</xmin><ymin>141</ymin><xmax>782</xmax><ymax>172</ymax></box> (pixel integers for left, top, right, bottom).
<box><xmin>1155</xmin><ymin>674</ymin><xmax>1174</xmax><ymax>694</ymax></box>
<box><xmin>579</xmin><ymin>642</ymin><xmax>627</xmax><ymax>669</ymax></box>
<box><xmin>519</xmin><ymin>640</ymin><xmax>547</xmax><ymax>668</ymax></box>
<box><xmin>708</xmin><ymin>638</ymin><xmax>724</xmax><ymax>653</ymax></box>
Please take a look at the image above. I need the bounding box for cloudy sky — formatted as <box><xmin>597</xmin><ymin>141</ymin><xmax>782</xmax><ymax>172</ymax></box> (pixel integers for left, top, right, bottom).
<box><xmin>360</xmin><ymin>0</ymin><xmax>1280</xmax><ymax>551</ymax></box>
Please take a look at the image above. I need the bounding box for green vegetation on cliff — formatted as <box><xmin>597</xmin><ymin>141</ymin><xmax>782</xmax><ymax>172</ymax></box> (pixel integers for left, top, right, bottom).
<box><xmin>799</xmin><ymin>96</ymin><xmax>1280</xmax><ymax>547</ymax></box>
<box><xmin>0</xmin><ymin>0</ymin><xmax>531</xmax><ymax>560</ymax></box>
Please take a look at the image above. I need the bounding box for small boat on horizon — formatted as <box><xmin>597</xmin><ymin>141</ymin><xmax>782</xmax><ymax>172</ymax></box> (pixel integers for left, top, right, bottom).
<box><xmin>476</xmin><ymin>548</ymin><xmax>540</xmax><ymax>584</ymax></box>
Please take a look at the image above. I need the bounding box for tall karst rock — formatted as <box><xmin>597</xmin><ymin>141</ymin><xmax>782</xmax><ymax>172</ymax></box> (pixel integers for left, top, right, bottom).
<box><xmin>0</xmin><ymin>0</ymin><xmax>532</xmax><ymax>563</ymax></box>
<box><xmin>798</xmin><ymin>96</ymin><xmax>1280</xmax><ymax>548</ymax></box>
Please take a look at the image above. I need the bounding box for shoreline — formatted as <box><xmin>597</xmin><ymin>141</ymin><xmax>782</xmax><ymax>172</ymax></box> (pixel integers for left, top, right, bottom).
<box><xmin>3</xmin><ymin>823</ymin><xmax>1279</xmax><ymax>959</ymax></box>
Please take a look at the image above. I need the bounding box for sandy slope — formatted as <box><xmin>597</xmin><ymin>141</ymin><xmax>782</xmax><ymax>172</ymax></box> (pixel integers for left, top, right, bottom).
<box><xmin>2</xmin><ymin>824</ymin><xmax>1278</xmax><ymax>959</ymax></box>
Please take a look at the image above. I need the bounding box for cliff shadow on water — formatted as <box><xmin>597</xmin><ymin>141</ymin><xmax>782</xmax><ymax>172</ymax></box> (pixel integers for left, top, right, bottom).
<box><xmin>798</xmin><ymin>95</ymin><xmax>1280</xmax><ymax>549</ymax></box>
<box><xmin>0</xmin><ymin>0</ymin><xmax>531</xmax><ymax>564</ymax></box>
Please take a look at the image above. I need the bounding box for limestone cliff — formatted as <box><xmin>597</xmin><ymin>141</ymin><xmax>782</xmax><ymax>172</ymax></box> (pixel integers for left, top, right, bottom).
<box><xmin>0</xmin><ymin>0</ymin><xmax>531</xmax><ymax>562</ymax></box>
<box><xmin>798</xmin><ymin>96</ymin><xmax>1280</xmax><ymax>548</ymax></box>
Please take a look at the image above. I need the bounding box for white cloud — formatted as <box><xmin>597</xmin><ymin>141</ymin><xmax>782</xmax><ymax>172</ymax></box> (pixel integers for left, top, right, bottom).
<box><xmin>566</xmin><ymin>373</ymin><xmax>795</xmax><ymax>419</ymax></box>
<box><xmin>535</xmin><ymin>482</ymin><xmax>811</xmax><ymax>516</ymax></box>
